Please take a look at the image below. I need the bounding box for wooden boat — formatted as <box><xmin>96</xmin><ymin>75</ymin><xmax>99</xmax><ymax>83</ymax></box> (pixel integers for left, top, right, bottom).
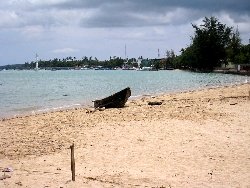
<box><xmin>93</xmin><ymin>87</ymin><xmax>131</xmax><ymax>108</ymax></box>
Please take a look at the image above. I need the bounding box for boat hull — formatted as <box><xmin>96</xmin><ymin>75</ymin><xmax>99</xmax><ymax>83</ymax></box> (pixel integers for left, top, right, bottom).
<box><xmin>93</xmin><ymin>87</ymin><xmax>131</xmax><ymax>108</ymax></box>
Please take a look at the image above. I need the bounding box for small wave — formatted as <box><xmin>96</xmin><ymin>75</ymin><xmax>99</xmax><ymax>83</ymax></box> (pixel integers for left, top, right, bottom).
<box><xmin>36</xmin><ymin>103</ymin><xmax>82</xmax><ymax>113</ymax></box>
<box><xmin>129</xmin><ymin>95</ymin><xmax>143</xmax><ymax>99</ymax></box>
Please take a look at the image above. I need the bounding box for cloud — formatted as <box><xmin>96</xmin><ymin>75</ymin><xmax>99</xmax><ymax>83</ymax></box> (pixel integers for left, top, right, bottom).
<box><xmin>21</xmin><ymin>25</ymin><xmax>45</xmax><ymax>39</ymax></box>
<box><xmin>1</xmin><ymin>0</ymin><xmax>249</xmax><ymax>29</ymax></box>
<box><xmin>0</xmin><ymin>0</ymin><xmax>250</xmax><ymax>65</ymax></box>
<box><xmin>0</xmin><ymin>10</ymin><xmax>21</xmax><ymax>28</ymax></box>
<box><xmin>39</xmin><ymin>0</ymin><xmax>250</xmax><ymax>13</ymax></box>
<box><xmin>52</xmin><ymin>48</ymin><xmax>79</xmax><ymax>54</ymax></box>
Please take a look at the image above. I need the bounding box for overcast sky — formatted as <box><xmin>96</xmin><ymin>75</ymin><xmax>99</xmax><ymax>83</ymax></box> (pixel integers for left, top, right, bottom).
<box><xmin>0</xmin><ymin>0</ymin><xmax>249</xmax><ymax>65</ymax></box>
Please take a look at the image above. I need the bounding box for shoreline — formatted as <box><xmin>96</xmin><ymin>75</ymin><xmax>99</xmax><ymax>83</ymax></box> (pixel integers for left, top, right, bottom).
<box><xmin>1</xmin><ymin>83</ymin><xmax>250</xmax><ymax>187</ymax></box>
<box><xmin>1</xmin><ymin>69</ymin><xmax>248</xmax><ymax>120</ymax></box>
<box><xmin>1</xmin><ymin>81</ymin><xmax>248</xmax><ymax>120</ymax></box>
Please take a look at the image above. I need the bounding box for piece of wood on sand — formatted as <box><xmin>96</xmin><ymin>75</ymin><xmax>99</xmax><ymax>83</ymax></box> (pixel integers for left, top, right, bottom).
<box><xmin>148</xmin><ymin>101</ymin><xmax>162</xmax><ymax>105</ymax></box>
<box><xmin>70</xmin><ymin>143</ymin><xmax>75</xmax><ymax>181</ymax></box>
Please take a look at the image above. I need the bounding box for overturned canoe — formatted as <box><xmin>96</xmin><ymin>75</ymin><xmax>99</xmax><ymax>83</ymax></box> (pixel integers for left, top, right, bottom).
<box><xmin>93</xmin><ymin>87</ymin><xmax>131</xmax><ymax>108</ymax></box>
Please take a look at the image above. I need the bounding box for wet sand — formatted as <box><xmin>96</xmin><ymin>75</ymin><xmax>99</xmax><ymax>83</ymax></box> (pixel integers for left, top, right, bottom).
<box><xmin>0</xmin><ymin>83</ymin><xmax>250</xmax><ymax>187</ymax></box>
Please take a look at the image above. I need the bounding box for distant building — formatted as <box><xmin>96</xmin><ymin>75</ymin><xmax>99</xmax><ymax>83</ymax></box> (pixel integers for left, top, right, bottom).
<box><xmin>137</xmin><ymin>57</ymin><xmax>143</xmax><ymax>68</ymax></box>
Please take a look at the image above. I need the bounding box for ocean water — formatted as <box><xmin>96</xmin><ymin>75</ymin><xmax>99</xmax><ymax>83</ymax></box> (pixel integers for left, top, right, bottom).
<box><xmin>0</xmin><ymin>69</ymin><xmax>247</xmax><ymax>118</ymax></box>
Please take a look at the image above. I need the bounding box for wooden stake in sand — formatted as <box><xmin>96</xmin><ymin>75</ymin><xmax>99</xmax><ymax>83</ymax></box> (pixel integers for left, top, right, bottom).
<box><xmin>70</xmin><ymin>143</ymin><xmax>75</xmax><ymax>181</ymax></box>
<box><xmin>249</xmin><ymin>90</ymin><xmax>250</xmax><ymax>100</ymax></box>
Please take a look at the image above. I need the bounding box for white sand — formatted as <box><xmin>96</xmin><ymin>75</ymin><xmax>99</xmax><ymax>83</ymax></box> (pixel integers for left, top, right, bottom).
<box><xmin>1</xmin><ymin>83</ymin><xmax>250</xmax><ymax>187</ymax></box>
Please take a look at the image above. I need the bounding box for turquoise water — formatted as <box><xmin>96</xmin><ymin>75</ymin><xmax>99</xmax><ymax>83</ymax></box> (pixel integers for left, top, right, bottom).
<box><xmin>0</xmin><ymin>69</ymin><xmax>247</xmax><ymax>118</ymax></box>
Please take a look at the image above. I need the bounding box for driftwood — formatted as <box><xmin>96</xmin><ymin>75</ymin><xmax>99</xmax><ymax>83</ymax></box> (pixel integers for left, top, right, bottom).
<box><xmin>148</xmin><ymin>101</ymin><xmax>162</xmax><ymax>106</ymax></box>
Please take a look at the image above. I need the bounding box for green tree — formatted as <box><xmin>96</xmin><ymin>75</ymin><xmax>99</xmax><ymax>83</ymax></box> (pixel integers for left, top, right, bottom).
<box><xmin>177</xmin><ymin>46</ymin><xmax>197</xmax><ymax>69</ymax></box>
<box><xmin>165</xmin><ymin>49</ymin><xmax>175</xmax><ymax>68</ymax></box>
<box><xmin>181</xmin><ymin>17</ymin><xmax>233</xmax><ymax>71</ymax></box>
<box><xmin>236</xmin><ymin>44</ymin><xmax>250</xmax><ymax>64</ymax></box>
<box><xmin>227</xmin><ymin>28</ymin><xmax>241</xmax><ymax>65</ymax></box>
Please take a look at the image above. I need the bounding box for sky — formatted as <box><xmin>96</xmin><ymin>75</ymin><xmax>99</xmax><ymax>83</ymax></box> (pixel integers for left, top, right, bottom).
<box><xmin>0</xmin><ymin>0</ymin><xmax>249</xmax><ymax>66</ymax></box>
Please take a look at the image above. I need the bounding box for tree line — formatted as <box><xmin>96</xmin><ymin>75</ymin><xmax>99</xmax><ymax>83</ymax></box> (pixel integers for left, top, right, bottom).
<box><xmin>1</xmin><ymin>56</ymin><xmax>126</xmax><ymax>70</ymax></box>
<box><xmin>32</xmin><ymin>56</ymin><xmax>125</xmax><ymax>69</ymax></box>
<box><xmin>168</xmin><ymin>17</ymin><xmax>250</xmax><ymax>71</ymax></box>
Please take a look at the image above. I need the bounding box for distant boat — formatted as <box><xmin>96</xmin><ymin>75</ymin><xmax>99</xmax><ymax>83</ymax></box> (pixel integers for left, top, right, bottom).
<box><xmin>138</xmin><ymin>67</ymin><xmax>158</xmax><ymax>71</ymax></box>
<box><xmin>138</xmin><ymin>67</ymin><xmax>153</xmax><ymax>71</ymax></box>
<box><xmin>93</xmin><ymin>87</ymin><xmax>131</xmax><ymax>108</ymax></box>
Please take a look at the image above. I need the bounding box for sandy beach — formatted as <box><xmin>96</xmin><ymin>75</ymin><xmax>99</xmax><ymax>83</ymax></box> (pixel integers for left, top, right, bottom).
<box><xmin>0</xmin><ymin>83</ymin><xmax>250</xmax><ymax>187</ymax></box>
